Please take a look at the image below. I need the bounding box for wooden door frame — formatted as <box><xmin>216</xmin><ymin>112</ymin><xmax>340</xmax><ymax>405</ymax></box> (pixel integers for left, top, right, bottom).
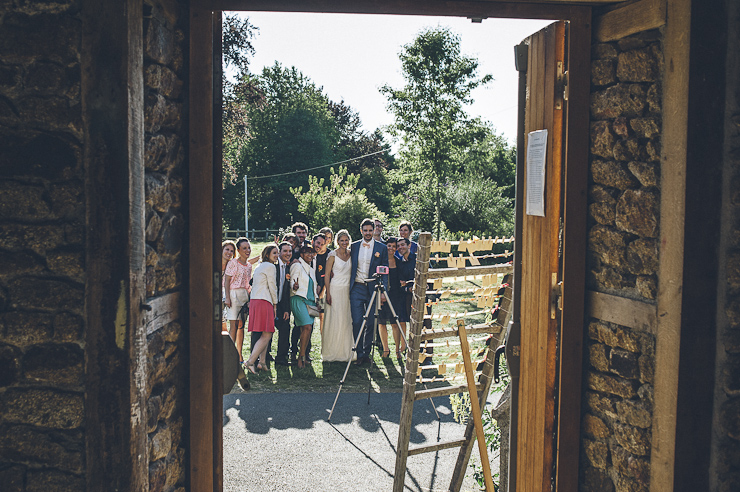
<box><xmin>188</xmin><ymin>2</ymin><xmax>590</xmax><ymax>491</ymax></box>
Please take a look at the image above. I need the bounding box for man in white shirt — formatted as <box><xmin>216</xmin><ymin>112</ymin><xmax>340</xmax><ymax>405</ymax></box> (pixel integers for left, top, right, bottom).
<box><xmin>349</xmin><ymin>218</ymin><xmax>389</xmax><ymax>365</ymax></box>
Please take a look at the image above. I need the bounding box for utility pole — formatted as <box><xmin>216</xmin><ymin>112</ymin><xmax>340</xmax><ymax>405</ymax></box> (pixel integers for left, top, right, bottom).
<box><xmin>244</xmin><ymin>175</ymin><xmax>249</xmax><ymax>233</ymax></box>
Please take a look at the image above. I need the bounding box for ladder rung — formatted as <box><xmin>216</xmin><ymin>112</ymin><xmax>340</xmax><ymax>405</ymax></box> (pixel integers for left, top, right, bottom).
<box><xmin>420</xmin><ymin>323</ymin><xmax>501</xmax><ymax>341</ymax></box>
<box><xmin>414</xmin><ymin>383</ymin><xmax>483</xmax><ymax>400</ymax></box>
<box><xmin>425</xmin><ymin>264</ymin><xmax>513</xmax><ymax>279</ymax></box>
<box><xmin>408</xmin><ymin>439</ymin><xmax>468</xmax><ymax>456</ymax></box>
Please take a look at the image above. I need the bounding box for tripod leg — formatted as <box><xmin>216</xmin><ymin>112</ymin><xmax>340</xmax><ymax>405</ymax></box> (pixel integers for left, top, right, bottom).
<box><xmin>328</xmin><ymin>289</ymin><xmax>377</xmax><ymax>421</ymax></box>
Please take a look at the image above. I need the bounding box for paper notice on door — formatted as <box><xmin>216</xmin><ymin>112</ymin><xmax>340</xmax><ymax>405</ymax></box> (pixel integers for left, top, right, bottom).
<box><xmin>526</xmin><ymin>129</ymin><xmax>548</xmax><ymax>216</ymax></box>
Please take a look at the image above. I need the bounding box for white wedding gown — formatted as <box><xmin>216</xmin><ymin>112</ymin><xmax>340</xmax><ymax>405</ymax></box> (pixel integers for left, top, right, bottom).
<box><xmin>322</xmin><ymin>250</ymin><xmax>354</xmax><ymax>361</ymax></box>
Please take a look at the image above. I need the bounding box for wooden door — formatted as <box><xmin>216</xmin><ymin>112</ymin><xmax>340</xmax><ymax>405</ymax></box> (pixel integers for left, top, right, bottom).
<box><xmin>517</xmin><ymin>20</ymin><xmax>566</xmax><ymax>492</ymax></box>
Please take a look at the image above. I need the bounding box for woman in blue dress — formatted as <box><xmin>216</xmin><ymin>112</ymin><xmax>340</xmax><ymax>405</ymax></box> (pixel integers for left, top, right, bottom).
<box><xmin>290</xmin><ymin>244</ymin><xmax>319</xmax><ymax>369</ymax></box>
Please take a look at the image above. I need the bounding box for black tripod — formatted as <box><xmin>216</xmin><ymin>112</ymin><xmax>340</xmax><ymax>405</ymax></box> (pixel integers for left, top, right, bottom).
<box><xmin>328</xmin><ymin>273</ymin><xmax>405</xmax><ymax>421</ymax></box>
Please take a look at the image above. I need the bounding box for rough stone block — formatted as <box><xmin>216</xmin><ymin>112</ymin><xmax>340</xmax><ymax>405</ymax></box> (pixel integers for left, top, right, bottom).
<box><xmin>149</xmin><ymin>459</ymin><xmax>167</xmax><ymax>492</ymax></box>
<box><xmin>0</xmin><ymin>464</ymin><xmax>25</xmax><ymax>492</ymax></box>
<box><xmin>613</xmin><ymin>138</ymin><xmax>646</xmax><ymax>162</ymax></box>
<box><xmin>617</xmin><ymin>49</ymin><xmax>659</xmax><ymax>82</ymax></box>
<box><xmin>593</xmin><ymin>43</ymin><xmax>618</xmax><ymax>60</ymax></box>
<box><xmin>590</xmin><ymin>202</ymin><xmax>617</xmax><ymax>226</ymax></box>
<box><xmin>145</xmin><ymin>93</ymin><xmax>182</xmax><ymax>134</ymax></box>
<box><xmin>162</xmin><ymin>321</ymin><xmax>181</xmax><ymax>343</ymax></box>
<box><xmin>157</xmin><ymin>213</ymin><xmax>184</xmax><ymax>256</ymax></box>
<box><xmin>145</xmin><ymin>16</ymin><xmax>175</xmax><ymax>66</ymax></box>
<box><xmin>149</xmin><ymin>423</ymin><xmax>171</xmax><ymax>462</ymax></box>
<box><xmin>638</xmin><ymin>354</ymin><xmax>654</xmax><ymax>384</ymax></box>
<box><xmin>581</xmin><ymin>465</ymin><xmax>615</xmax><ymax>492</ymax></box>
<box><xmin>47</xmin><ymin>249</ymin><xmax>84</xmax><ymax>281</ymax></box>
<box><xmin>588</xmin><ymin>372</ymin><xmax>637</xmax><ymax>399</ymax></box>
<box><xmin>592</xmin><ymin>59</ymin><xmax>616</xmax><ymax>86</ymax></box>
<box><xmin>146</xmin><ymin>243</ymin><xmax>160</xmax><ymax>267</ymax></box>
<box><xmin>588</xmin><ymin>265</ymin><xmax>629</xmax><ymax>291</ymax></box>
<box><xmin>0</xmin><ymin>181</ymin><xmax>53</xmax><ymax>221</ymax></box>
<box><xmin>8</xmin><ymin>277</ymin><xmax>83</xmax><ymax>311</ymax></box>
<box><xmin>165</xmin><ymin>448</ymin><xmax>184</xmax><ymax>488</ymax></box>
<box><xmin>583</xmin><ymin>438</ymin><xmax>610</xmax><ymax>469</ymax></box>
<box><xmin>161</xmin><ymin>384</ymin><xmax>177</xmax><ymax>420</ymax></box>
<box><xmin>616</xmin><ymin>400</ymin><xmax>652</xmax><ymax>429</ymax></box>
<box><xmin>583</xmin><ymin>413</ymin><xmax>611</xmax><ymax>439</ymax></box>
<box><xmin>614</xmin><ymin>423</ymin><xmax>651</xmax><ymax>455</ymax></box>
<box><xmin>721</xmin><ymin>397</ymin><xmax>740</xmax><ymax>440</ymax></box>
<box><xmin>610</xmin><ymin>349</ymin><xmax>640</xmax><ymax>379</ymax></box>
<box><xmin>627</xmin><ymin>161</ymin><xmax>659</xmax><ymax>188</ymax></box>
<box><xmin>616</xmin><ymin>189</ymin><xmax>659</xmax><ymax>238</ymax></box>
<box><xmin>0</xmin><ymin>344</ymin><xmax>20</xmax><ymax>386</ymax></box>
<box><xmin>611</xmin><ymin>444</ymin><xmax>650</xmax><ymax>486</ymax></box>
<box><xmin>647</xmin><ymin>83</ymin><xmax>661</xmax><ymax>114</ymax></box>
<box><xmin>145</xmin><ymin>172</ymin><xmax>172</xmax><ymax>213</ymax></box>
<box><xmin>0</xmin><ymin>224</ymin><xmax>67</xmax><ymax>255</ymax></box>
<box><xmin>592</xmin><ymin>160</ymin><xmax>639</xmax><ymax>190</ymax></box>
<box><xmin>147</xmin><ymin>395</ymin><xmax>162</xmax><ymax>433</ymax></box>
<box><xmin>17</xmin><ymin>96</ymin><xmax>81</xmax><ymax>137</ymax></box>
<box><xmin>625</xmin><ymin>238</ymin><xmax>658</xmax><ymax>276</ymax></box>
<box><xmin>148</xmin><ymin>330</ymin><xmax>165</xmax><ymax>359</ymax></box>
<box><xmin>27</xmin><ymin>470</ymin><xmax>82</xmax><ymax>492</ymax></box>
<box><xmin>645</xmin><ymin>140</ymin><xmax>661</xmax><ymax>162</ymax></box>
<box><xmin>589</xmin><ymin>225</ymin><xmax>629</xmax><ymax>267</ymax></box>
<box><xmin>0</xmin><ymin>133</ymin><xmax>79</xmax><ymax>179</ymax></box>
<box><xmin>0</xmin><ymin>250</ymin><xmax>44</xmax><ymax>277</ymax></box>
<box><xmin>146</xmin><ymin>213</ymin><xmax>163</xmax><ymax>243</ymax></box>
<box><xmin>591</xmin><ymin>121</ymin><xmax>616</xmax><ymax>158</ymax></box>
<box><xmin>47</xmin><ymin>182</ymin><xmax>84</xmax><ymax>220</ymax></box>
<box><xmin>1</xmin><ymin>388</ymin><xmax>84</xmax><ymax>429</ymax></box>
<box><xmin>53</xmin><ymin>313</ymin><xmax>83</xmax><ymax>342</ymax></box>
<box><xmin>588</xmin><ymin>321</ymin><xmax>641</xmax><ymax>352</ymax></box>
<box><xmin>630</xmin><ymin>117</ymin><xmax>660</xmax><ymax>139</ymax></box>
<box><xmin>614</xmin><ymin>476</ymin><xmax>649</xmax><ymax>492</ymax></box>
<box><xmin>145</xmin><ymin>63</ymin><xmax>182</xmax><ymax>99</ymax></box>
<box><xmin>590</xmin><ymin>343</ymin><xmax>610</xmax><ymax>372</ymax></box>
<box><xmin>591</xmin><ymin>84</ymin><xmax>646</xmax><ymax>120</ymax></box>
<box><xmin>0</xmin><ymin>425</ymin><xmax>84</xmax><ymax>473</ymax></box>
<box><xmin>1</xmin><ymin>311</ymin><xmax>54</xmax><ymax>346</ymax></box>
<box><xmin>0</xmin><ymin>13</ymin><xmax>80</xmax><ymax>65</ymax></box>
<box><xmin>637</xmin><ymin>384</ymin><xmax>654</xmax><ymax>406</ymax></box>
<box><xmin>22</xmin><ymin>343</ymin><xmax>83</xmax><ymax>385</ymax></box>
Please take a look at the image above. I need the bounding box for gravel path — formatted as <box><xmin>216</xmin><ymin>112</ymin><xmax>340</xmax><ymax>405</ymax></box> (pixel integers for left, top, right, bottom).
<box><xmin>223</xmin><ymin>391</ymin><xmax>496</xmax><ymax>491</ymax></box>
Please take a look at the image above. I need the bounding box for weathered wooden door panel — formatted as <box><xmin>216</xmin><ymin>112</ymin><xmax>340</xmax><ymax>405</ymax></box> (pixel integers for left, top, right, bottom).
<box><xmin>517</xmin><ymin>20</ymin><xmax>565</xmax><ymax>492</ymax></box>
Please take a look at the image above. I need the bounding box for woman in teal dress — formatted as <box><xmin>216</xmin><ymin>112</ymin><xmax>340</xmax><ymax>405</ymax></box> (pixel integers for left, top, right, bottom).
<box><xmin>290</xmin><ymin>244</ymin><xmax>318</xmax><ymax>368</ymax></box>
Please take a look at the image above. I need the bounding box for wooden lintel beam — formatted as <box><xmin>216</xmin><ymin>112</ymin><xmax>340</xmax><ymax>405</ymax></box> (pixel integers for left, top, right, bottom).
<box><xmin>587</xmin><ymin>290</ymin><xmax>657</xmax><ymax>333</ymax></box>
<box><xmin>206</xmin><ymin>0</ymin><xmax>590</xmax><ymax>21</ymax></box>
<box><xmin>594</xmin><ymin>0</ymin><xmax>666</xmax><ymax>42</ymax></box>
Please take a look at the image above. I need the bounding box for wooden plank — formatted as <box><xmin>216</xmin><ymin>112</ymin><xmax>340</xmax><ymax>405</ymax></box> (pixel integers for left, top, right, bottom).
<box><xmin>420</xmin><ymin>323</ymin><xmax>501</xmax><ymax>341</ymax></box>
<box><xmin>457</xmin><ymin>319</ymin><xmax>495</xmax><ymax>491</ymax></box>
<box><xmin>651</xmin><ymin>1</ymin><xmax>690</xmax><ymax>491</ymax></box>
<box><xmin>414</xmin><ymin>383</ymin><xmax>483</xmax><ymax>401</ymax></box>
<box><xmin>81</xmin><ymin>0</ymin><xmax>146</xmax><ymax>488</ymax></box>
<box><xmin>408</xmin><ymin>439</ymin><xmax>468</xmax><ymax>457</ymax></box>
<box><xmin>426</xmin><ymin>264</ymin><xmax>513</xmax><ymax>279</ymax></box>
<box><xmin>144</xmin><ymin>292</ymin><xmax>182</xmax><ymax>335</ymax></box>
<box><xmin>587</xmin><ymin>290</ymin><xmax>656</xmax><ymax>333</ymax></box>
<box><xmin>207</xmin><ymin>0</ymin><xmax>604</xmax><ymax>20</ymax></box>
<box><xmin>594</xmin><ymin>0</ymin><xmax>666</xmax><ymax>42</ymax></box>
<box><xmin>189</xmin><ymin>7</ymin><xmax>216</xmax><ymax>492</ymax></box>
<box><xmin>554</xmin><ymin>8</ymin><xmax>591</xmax><ymax>492</ymax></box>
<box><xmin>393</xmin><ymin>232</ymin><xmax>432</xmax><ymax>492</ymax></box>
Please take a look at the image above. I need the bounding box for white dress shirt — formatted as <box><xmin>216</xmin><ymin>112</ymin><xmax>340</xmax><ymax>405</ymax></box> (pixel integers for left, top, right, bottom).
<box><xmin>355</xmin><ymin>238</ymin><xmax>375</xmax><ymax>283</ymax></box>
<box><xmin>277</xmin><ymin>258</ymin><xmax>288</xmax><ymax>301</ymax></box>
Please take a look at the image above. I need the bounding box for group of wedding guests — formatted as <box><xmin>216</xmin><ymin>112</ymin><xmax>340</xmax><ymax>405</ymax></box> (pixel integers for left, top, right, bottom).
<box><xmin>221</xmin><ymin>219</ymin><xmax>419</xmax><ymax>373</ymax></box>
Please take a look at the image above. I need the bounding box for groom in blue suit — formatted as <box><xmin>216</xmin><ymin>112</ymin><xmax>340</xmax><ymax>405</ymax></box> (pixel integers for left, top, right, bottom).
<box><xmin>349</xmin><ymin>218</ymin><xmax>389</xmax><ymax>365</ymax></box>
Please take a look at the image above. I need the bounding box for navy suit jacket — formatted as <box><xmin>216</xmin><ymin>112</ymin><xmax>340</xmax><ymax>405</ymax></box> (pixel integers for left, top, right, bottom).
<box><xmin>349</xmin><ymin>239</ymin><xmax>389</xmax><ymax>291</ymax></box>
<box><xmin>275</xmin><ymin>259</ymin><xmax>292</xmax><ymax>316</ymax></box>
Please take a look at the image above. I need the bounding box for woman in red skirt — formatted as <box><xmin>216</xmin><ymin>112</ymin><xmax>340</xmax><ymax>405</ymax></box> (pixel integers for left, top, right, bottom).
<box><xmin>244</xmin><ymin>245</ymin><xmax>279</xmax><ymax>374</ymax></box>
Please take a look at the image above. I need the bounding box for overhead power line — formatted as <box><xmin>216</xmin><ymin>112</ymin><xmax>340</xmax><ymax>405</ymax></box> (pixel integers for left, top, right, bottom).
<box><xmin>248</xmin><ymin>149</ymin><xmax>387</xmax><ymax>180</ymax></box>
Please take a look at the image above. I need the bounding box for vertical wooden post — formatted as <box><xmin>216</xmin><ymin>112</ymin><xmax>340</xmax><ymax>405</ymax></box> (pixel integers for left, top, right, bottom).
<box><xmin>393</xmin><ymin>232</ymin><xmax>432</xmax><ymax>492</ymax></box>
<box><xmin>458</xmin><ymin>319</ymin><xmax>495</xmax><ymax>491</ymax></box>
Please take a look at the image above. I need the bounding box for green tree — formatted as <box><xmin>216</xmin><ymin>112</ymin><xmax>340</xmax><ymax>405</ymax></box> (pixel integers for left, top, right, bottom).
<box><xmin>224</xmin><ymin>63</ymin><xmax>339</xmax><ymax>229</ymax></box>
<box><xmin>381</xmin><ymin>26</ymin><xmax>492</xmax><ymax>238</ymax></box>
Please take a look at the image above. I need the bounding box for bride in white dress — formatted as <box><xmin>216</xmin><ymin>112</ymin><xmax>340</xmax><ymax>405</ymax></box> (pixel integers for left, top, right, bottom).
<box><xmin>322</xmin><ymin>230</ymin><xmax>354</xmax><ymax>362</ymax></box>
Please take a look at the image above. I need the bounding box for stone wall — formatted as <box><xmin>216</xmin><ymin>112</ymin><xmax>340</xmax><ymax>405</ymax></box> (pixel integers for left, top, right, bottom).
<box><xmin>580</xmin><ymin>29</ymin><xmax>662</xmax><ymax>492</ymax></box>
<box><xmin>715</xmin><ymin>0</ymin><xmax>740</xmax><ymax>489</ymax></box>
<box><xmin>0</xmin><ymin>1</ymin><xmax>86</xmax><ymax>490</ymax></box>
<box><xmin>142</xmin><ymin>2</ymin><xmax>187</xmax><ymax>492</ymax></box>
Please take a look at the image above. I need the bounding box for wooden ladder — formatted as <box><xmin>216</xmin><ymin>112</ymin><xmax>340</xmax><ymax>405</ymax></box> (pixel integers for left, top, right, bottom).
<box><xmin>393</xmin><ymin>232</ymin><xmax>511</xmax><ymax>492</ymax></box>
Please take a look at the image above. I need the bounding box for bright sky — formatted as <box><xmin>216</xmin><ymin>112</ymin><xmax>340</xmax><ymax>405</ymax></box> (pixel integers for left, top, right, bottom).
<box><xmin>233</xmin><ymin>12</ymin><xmax>551</xmax><ymax>147</ymax></box>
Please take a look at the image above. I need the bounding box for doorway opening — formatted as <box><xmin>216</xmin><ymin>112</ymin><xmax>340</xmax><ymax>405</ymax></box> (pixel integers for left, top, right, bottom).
<box><xmin>189</xmin><ymin>3</ymin><xmax>590</xmax><ymax>491</ymax></box>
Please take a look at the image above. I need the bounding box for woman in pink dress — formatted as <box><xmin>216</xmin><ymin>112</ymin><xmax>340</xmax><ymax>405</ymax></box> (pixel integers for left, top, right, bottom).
<box><xmin>224</xmin><ymin>237</ymin><xmax>253</xmax><ymax>363</ymax></box>
<box><xmin>244</xmin><ymin>245</ymin><xmax>279</xmax><ymax>374</ymax></box>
